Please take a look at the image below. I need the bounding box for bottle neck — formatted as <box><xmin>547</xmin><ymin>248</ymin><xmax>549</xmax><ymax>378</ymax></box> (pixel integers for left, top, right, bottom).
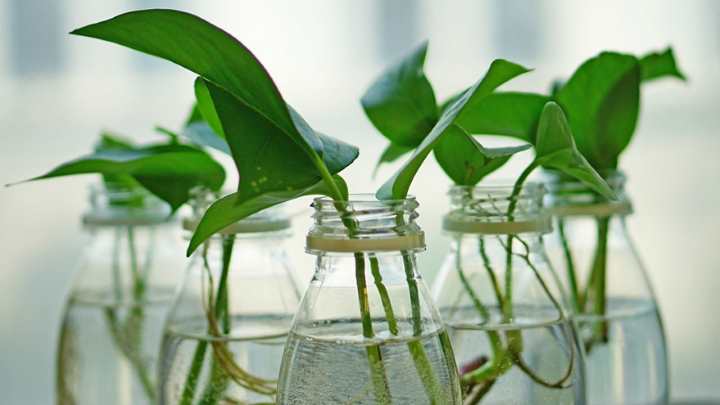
<box><xmin>444</xmin><ymin>183</ymin><xmax>550</xmax><ymax>236</ymax></box>
<box><xmin>83</xmin><ymin>184</ymin><xmax>171</xmax><ymax>227</ymax></box>
<box><xmin>544</xmin><ymin>170</ymin><xmax>633</xmax><ymax>218</ymax></box>
<box><xmin>307</xmin><ymin>195</ymin><xmax>425</xmax><ymax>255</ymax></box>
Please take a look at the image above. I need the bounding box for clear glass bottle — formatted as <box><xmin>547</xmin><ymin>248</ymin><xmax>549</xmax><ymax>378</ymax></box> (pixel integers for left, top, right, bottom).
<box><xmin>278</xmin><ymin>195</ymin><xmax>462</xmax><ymax>404</ymax></box>
<box><xmin>57</xmin><ymin>184</ymin><xmax>183</xmax><ymax>405</ymax></box>
<box><xmin>160</xmin><ymin>204</ymin><xmax>300</xmax><ymax>405</ymax></box>
<box><xmin>433</xmin><ymin>183</ymin><xmax>585</xmax><ymax>405</ymax></box>
<box><xmin>545</xmin><ymin>171</ymin><xmax>668</xmax><ymax>405</ymax></box>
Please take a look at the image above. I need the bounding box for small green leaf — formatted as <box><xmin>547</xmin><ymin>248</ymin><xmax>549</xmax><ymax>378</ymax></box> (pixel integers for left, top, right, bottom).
<box><xmin>182</xmin><ymin>122</ymin><xmax>231</xmax><ymax>155</ymax></box>
<box><xmin>376</xmin><ymin>59</ymin><xmax>531</xmax><ymax>200</ymax></box>
<box><xmin>373</xmin><ymin>143</ymin><xmax>414</xmax><ymax>177</ymax></box>
<box><xmin>361</xmin><ymin>41</ymin><xmax>437</xmax><ymax>148</ymax></box>
<box><xmin>555</xmin><ymin>51</ymin><xmax>641</xmax><ymax>170</ymax></box>
<box><xmin>199</xmin><ymin>78</ymin><xmax>357</xmax><ymax>201</ymax></box>
<box><xmin>187</xmin><ymin>175</ymin><xmax>347</xmax><ymax>255</ymax></box>
<box><xmin>96</xmin><ymin>132</ymin><xmax>134</xmax><ymax>150</ymax></box>
<box><xmin>451</xmin><ymin>92</ymin><xmax>549</xmax><ymax>142</ymax></box>
<box><xmin>434</xmin><ymin>125</ymin><xmax>530</xmax><ymax>185</ymax></box>
<box><xmin>193</xmin><ymin>78</ymin><xmax>225</xmax><ymax>137</ymax></box>
<box><xmin>13</xmin><ymin>144</ymin><xmax>226</xmax><ymax>211</ymax></box>
<box><xmin>639</xmin><ymin>47</ymin><xmax>686</xmax><ymax>82</ymax></box>
<box><xmin>533</xmin><ymin>102</ymin><xmax>614</xmax><ymax>199</ymax></box>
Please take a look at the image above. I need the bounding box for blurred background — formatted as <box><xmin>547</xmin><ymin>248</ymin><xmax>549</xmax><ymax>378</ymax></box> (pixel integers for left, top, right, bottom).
<box><xmin>1</xmin><ymin>1</ymin><xmax>718</xmax><ymax>403</ymax></box>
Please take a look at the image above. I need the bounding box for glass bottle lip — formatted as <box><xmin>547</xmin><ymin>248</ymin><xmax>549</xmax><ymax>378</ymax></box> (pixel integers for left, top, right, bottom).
<box><xmin>444</xmin><ymin>182</ymin><xmax>551</xmax><ymax>235</ymax></box>
<box><xmin>83</xmin><ymin>183</ymin><xmax>172</xmax><ymax>227</ymax></box>
<box><xmin>183</xmin><ymin>188</ymin><xmax>292</xmax><ymax>235</ymax></box>
<box><xmin>543</xmin><ymin>169</ymin><xmax>633</xmax><ymax>217</ymax></box>
<box><xmin>307</xmin><ymin>194</ymin><xmax>425</xmax><ymax>254</ymax></box>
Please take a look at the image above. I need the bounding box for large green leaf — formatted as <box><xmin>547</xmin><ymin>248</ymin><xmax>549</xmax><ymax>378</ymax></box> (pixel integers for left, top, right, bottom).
<box><xmin>376</xmin><ymin>59</ymin><xmax>531</xmax><ymax>200</ymax></box>
<box><xmin>533</xmin><ymin>102</ymin><xmax>614</xmax><ymax>199</ymax></box>
<box><xmin>72</xmin><ymin>9</ymin><xmax>324</xmax><ymax>161</ymax></box>
<box><xmin>434</xmin><ymin>125</ymin><xmax>530</xmax><ymax>185</ymax></box>
<box><xmin>361</xmin><ymin>41</ymin><xmax>437</xmax><ymax>148</ymax></box>
<box><xmin>451</xmin><ymin>92</ymin><xmax>549</xmax><ymax>142</ymax></box>
<box><xmin>14</xmin><ymin>144</ymin><xmax>225</xmax><ymax>211</ymax></box>
<box><xmin>555</xmin><ymin>52</ymin><xmax>641</xmax><ymax>170</ymax></box>
<box><xmin>639</xmin><ymin>47</ymin><xmax>686</xmax><ymax>82</ymax></box>
<box><xmin>198</xmin><ymin>78</ymin><xmax>358</xmax><ymax>201</ymax></box>
<box><xmin>187</xmin><ymin>175</ymin><xmax>348</xmax><ymax>255</ymax></box>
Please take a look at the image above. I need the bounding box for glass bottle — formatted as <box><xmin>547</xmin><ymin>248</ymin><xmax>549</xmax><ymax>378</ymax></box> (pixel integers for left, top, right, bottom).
<box><xmin>278</xmin><ymin>195</ymin><xmax>462</xmax><ymax>404</ymax></box>
<box><xmin>433</xmin><ymin>183</ymin><xmax>585</xmax><ymax>405</ymax></box>
<box><xmin>544</xmin><ymin>171</ymin><xmax>668</xmax><ymax>405</ymax></box>
<box><xmin>57</xmin><ymin>184</ymin><xmax>183</xmax><ymax>405</ymax></box>
<box><xmin>160</xmin><ymin>204</ymin><xmax>300</xmax><ymax>405</ymax></box>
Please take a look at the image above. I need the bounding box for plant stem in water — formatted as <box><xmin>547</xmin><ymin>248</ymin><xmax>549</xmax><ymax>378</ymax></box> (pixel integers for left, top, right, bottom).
<box><xmin>355</xmin><ymin>253</ymin><xmax>392</xmax><ymax>404</ymax></box>
<box><xmin>558</xmin><ymin>218</ymin><xmax>582</xmax><ymax>312</ymax></box>
<box><xmin>585</xmin><ymin>217</ymin><xmax>610</xmax><ymax>349</ymax></box>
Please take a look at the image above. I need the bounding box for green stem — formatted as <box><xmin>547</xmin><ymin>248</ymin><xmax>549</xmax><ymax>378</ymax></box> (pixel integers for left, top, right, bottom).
<box><xmin>369</xmin><ymin>255</ymin><xmax>399</xmax><ymax>336</ymax></box>
<box><xmin>558</xmin><ymin>219</ymin><xmax>582</xmax><ymax>312</ymax></box>
<box><xmin>179</xmin><ymin>236</ymin><xmax>237</xmax><ymax>405</ymax></box>
<box><xmin>198</xmin><ymin>235</ymin><xmax>236</xmax><ymax>404</ymax></box>
<box><xmin>586</xmin><ymin>217</ymin><xmax>610</xmax><ymax>348</ymax></box>
<box><xmin>355</xmin><ymin>253</ymin><xmax>392</xmax><ymax>404</ymax></box>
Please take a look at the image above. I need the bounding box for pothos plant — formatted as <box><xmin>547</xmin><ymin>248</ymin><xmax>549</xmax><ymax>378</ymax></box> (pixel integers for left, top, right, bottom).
<box><xmin>399</xmin><ymin>46</ymin><xmax>686</xmax><ymax>350</ymax></box>
<box><xmin>68</xmin><ymin>9</ymin><xmax>367</xmax><ymax>405</ymax></box>
<box><xmin>363</xmin><ymin>43</ymin><xmax>619</xmax><ymax>402</ymax></box>
<box><xmin>9</xmin><ymin>123</ymin><xmax>225</xmax><ymax>403</ymax></box>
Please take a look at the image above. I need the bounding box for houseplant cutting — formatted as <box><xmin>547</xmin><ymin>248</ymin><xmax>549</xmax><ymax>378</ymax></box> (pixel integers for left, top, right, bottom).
<box><xmin>363</xmin><ymin>43</ymin><xmax>622</xmax><ymax>403</ymax></box>
<box><xmin>71</xmin><ymin>9</ymin><xmax>462</xmax><ymax>404</ymax></box>
<box><xmin>437</xmin><ymin>47</ymin><xmax>685</xmax><ymax>404</ymax></box>
<box><xmin>10</xmin><ymin>129</ymin><xmax>225</xmax><ymax>405</ymax></box>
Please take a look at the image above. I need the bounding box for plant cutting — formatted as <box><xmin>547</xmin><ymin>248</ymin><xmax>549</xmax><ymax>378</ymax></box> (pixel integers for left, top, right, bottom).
<box><xmin>71</xmin><ymin>9</ymin><xmax>462</xmax><ymax>404</ymax></box>
<box><xmin>9</xmin><ymin>127</ymin><xmax>225</xmax><ymax>405</ymax></box>
<box><xmin>435</xmin><ymin>48</ymin><xmax>685</xmax><ymax>404</ymax></box>
<box><xmin>363</xmin><ymin>42</ymin><xmax>617</xmax><ymax>403</ymax></box>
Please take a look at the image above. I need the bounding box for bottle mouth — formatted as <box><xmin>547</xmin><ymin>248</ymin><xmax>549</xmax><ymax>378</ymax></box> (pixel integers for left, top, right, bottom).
<box><xmin>184</xmin><ymin>188</ymin><xmax>292</xmax><ymax>235</ymax></box>
<box><xmin>444</xmin><ymin>182</ymin><xmax>550</xmax><ymax>235</ymax></box>
<box><xmin>543</xmin><ymin>170</ymin><xmax>632</xmax><ymax>217</ymax></box>
<box><xmin>83</xmin><ymin>183</ymin><xmax>172</xmax><ymax>226</ymax></box>
<box><xmin>307</xmin><ymin>194</ymin><xmax>425</xmax><ymax>253</ymax></box>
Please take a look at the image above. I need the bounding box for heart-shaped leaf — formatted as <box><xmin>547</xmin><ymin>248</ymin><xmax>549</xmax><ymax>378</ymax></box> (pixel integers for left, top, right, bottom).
<box><xmin>533</xmin><ymin>102</ymin><xmax>614</xmax><ymax>199</ymax></box>
<box><xmin>376</xmin><ymin>59</ymin><xmax>531</xmax><ymax>200</ymax></box>
<box><xmin>13</xmin><ymin>143</ymin><xmax>226</xmax><ymax>211</ymax></box>
<box><xmin>187</xmin><ymin>175</ymin><xmax>348</xmax><ymax>255</ymax></box>
<box><xmin>434</xmin><ymin>125</ymin><xmax>531</xmax><ymax>185</ymax></box>
<box><xmin>554</xmin><ymin>52</ymin><xmax>641</xmax><ymax>170</ymax></box>
<box><xmin>72</xmin><ymin>9</ymin><xmax>327</xmax><ymax>163</ymax></box>
<box><xmin>361</xmin><ymin>41</ymin><xmax>437</xmax><ymax>148</ymax></box>
<box><xmin>639</xmin><ymin>47</ymin><xmax>686</xmax><ymax>82</ymax></box>
<box><xmin>197</xmin><ymin>78</ymin><xmax>358</xmax><ymax>202</ymax></box>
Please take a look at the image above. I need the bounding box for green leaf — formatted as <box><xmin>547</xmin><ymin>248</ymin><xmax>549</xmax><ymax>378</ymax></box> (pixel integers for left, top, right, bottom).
<box><xmin>434</xmin><ymin>126</ymin><xmax>530</xmax><ymax>185</ymax></box>
<box><xmin>361</xmin><ymin>41</ymin><xmax>438</xmax><ymax>148</ymax></box>
<box><xmin>13</xmin><ymin>144</ymin><xmax>225</xmax><ymax>211</ymax></box>
<box><xmin>639</xmin><ymin>47</ymin><xmax>686</xmax><ymax>82</ymax></box>
<box><xmin>376</xmin><ymin>59</ymin><xmax>531</xmax><ymax>200</ymax></box>
<box><xmin>198</xmin><ymin>78</ymin><xmax>358</xmax><ymax>201</ymax></box>
<box><xmin>533</xmin><ymin>102</ymin><xmax>614</xmax><ymax>199</ymax></box>
<box><xmin>373</xmin><ymin>143</ymin><xmax>414</xmax><ymax>177</ymax></box>
<box><xmin>182</xmin><ymin>122</ymin><xmax>231</xmax><ymax>155</ymax></box>
<box><xmin>451</xmin><ymin>92</ymin><xmax>549</xmax><ymax>142</ymax></box>
<box><xmin>187</xmin><ymin>175</ymin><xmax>347</xmax><ymax>255</ymax></box>
<box><xmin>96</xmin><ymin>132</ymin><xmax>134</xmax><ymax>151</ymax></box>
<box><xmin>72</xmin><ymin>9</ymin><xmax>324</xmax><ymax>159</ymax></box>
<box><xmin>184</xmin><ymin>103</ymin><xmax>204</xmax><ymax>127</ymax></box>
<box><xmin>555</xmin><ymin>51</ymin><xmax>641</xmax><ymax>170</ymax></box>
<box><xmin>193</xmin><ymin>78</ymin><xmax>225</xmax><ymax>137</ymax></box>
